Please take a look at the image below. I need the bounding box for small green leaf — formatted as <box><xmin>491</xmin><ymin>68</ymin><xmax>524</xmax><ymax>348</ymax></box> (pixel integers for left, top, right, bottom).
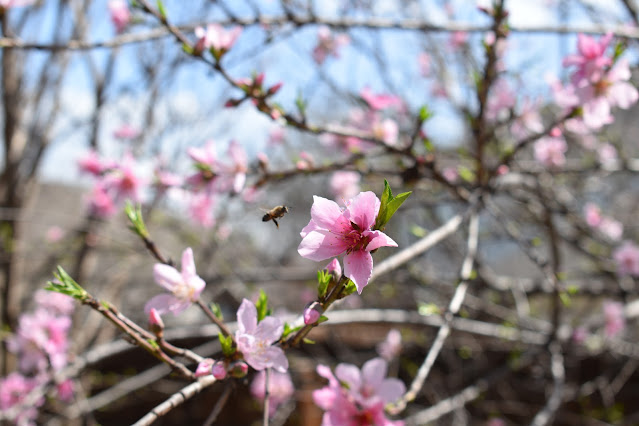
<box><xmin>302</xmin><ymin>338</ymin><xmax>316</xmax><ymax>345</ymax></box>
<box><xmin>255</xmin><ymin>289</ymin><xmax>268</xmax><ymax>322</ymax></box>
<box><xmin>124</xmin><ymin>202</ymin><xmax>149</xmax><ymax>239</ymax></box>
<box><xmin>182</xmin><ymin>43</ymin><xmax>194</xmax><ymax>55</ymax></box>
<box><xmin>46</xmin><ymin>266</ymin><xmax>87</xmax><ymax>300</ymax></box>
<box><xmin>374</xmin><ymin>179</ymin><xmax>412</xmax><ymax>231</ymax></box>
<box><xmin>147</xmin><ymin>339</ymin><xmax>159</xmax><ymax>350</ymax></box>
<box><xmin>423</xmin><ymin>139</ymin><xmax>434</xmax><ymax>152</ymax></box>
<box><xmin>567</xmin><ymin>285</ymin><xmax>579</xmax><ymax>295</ymax></box>
<box><xmin>318</xmin><ymin>315</ymin><xmax>329</xmax><ymax>324</ymax></box>
<box><xmin>410</xmin><ymin>225</ymin><xmax>427</xmax><ymax>238</ymax></box>
<box><xmin>219</xmin><ymin>333</ymin><xmax>235</xmax><ymax>357</ymax></box>
<box><xmin>419</xmin><ymin>105</ymin><xmax>432</xmax><ymax>122</ymax></box>
<box><xmin>281</xmin><ymin>322</ymin><xmax>303</xmax><ymax>339</ymax></box>
<box><xmin>559</xmin><ymin>291</ymin><xmax>571</xmax><ymax>307</ymax></box>
<box><xmin>317</xmin><ymin>270</ymin><xmax>331</xmax><ymax>298</ymax></box>
<box><xmin>156</xmin><ymin>0</ymin><xmax>167</xmax><ymax>20</ymax></box>
<box><xmin>210</xmin><ymin>303</ymin><xmax>223</xmax><ymax>320</ymax></box>
<box><xmin>343</xmin><ymin>280</ymin><xmax>358</xmax><ymax>296</ymax></box>
<box><xmin>295</xmin><ymin>90</ymin><xmax>307</xmax><ymax>117</ymax></box>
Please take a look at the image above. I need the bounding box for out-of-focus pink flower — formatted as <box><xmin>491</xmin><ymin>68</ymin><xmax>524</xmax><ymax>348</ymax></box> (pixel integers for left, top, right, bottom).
<box><xmin>312</xmin><ymin>26</ymin><xmax>349</xmax><ymax>65</ymax></box>
<box><xmin>56</xmin><ymin>379</ymin><xmax>74</xmax><ymax>403</ymax></box>
<box><xmin>534</xmin><ymin>128</ymin><xmax>567</xmax><ymax>169</ymax></box>
<box><xmin>268</xmin><ymin>126</ymin><xmax>286</xmax><ymax>146</ymax></box>
<box><xmin>449</xmin><ymin>31</ymin><xmax>468</xmax><ymax>50</ymax></box>
<box><xmin>0</xmin><ymin>373</ymin><xmax>42</xmax><ymax>425</ymax></box>
<box><xmin>144</xmin><ymin>248</ymin><xmax>206</xmax><ymax>316</ymax></box>
<box><xmin>360</xmin><ymin>87</ymin><xmax>402</xmax><ymax>111</ymax></box>
<box><xmin>597</xmin><ymin>143</ymin><xmax>618</xmax><ymax>163</ymax></box>
<box><xmin>7</xmin><ymin>309</ymin><xmax>71</xmax><ymax>372</ymax></box>
<box><xmin>442</xmin><ymin>167</ymin><xmax>458</xmax><ymax>183</ymax></box>
<box><xmin>225</xmin><ymin>140</ymin><xmax>247</xmax><ymax>193</ymax></box>
<box><xmin>33</xmin><ymin>289</ymin><xmax>74</xmax><ymax>316</ymax></box>
<box><xmin>78</xmin><ymin>150</ymin><xmax>108</xmax><ymax>176</ymax></box>
<box><xmin>418</xmin><ymin>52</ymin><xmax>431</xmax><ymax>77</ymax></box>
<box><xmin>45</xmin><ymin>226</ymin><xmax>65</xmax><ymax>243</ymax></box>
<box><xmin>572</xmin><ymin>326</ymin><xmax>588</xmax><ymax>344</ymax></box>
<box><xmin>313</xmin><ymin>358</ymin><xmax>405</xmax><ymax>426</ymax></box>
<box><xmin>189</xmin><ymin>193</ymin><xmax>216</xmax><ymax>228</ymax></box>
<box><xmin>108</xmin><ymin>0</ymin><xmax>130</xmax><ymax>34</ymax></box>
<box><xmin>113</xmin><ymin>124</ymin><xmax>140</xmax><ymax>140</ymax></box>
<box><xmin>102</xmin><ymin>153</ymin><xmax>145</xmax><ymax>203</ymax></box>
<box><xmin>250</xmin><ymin>370</ymin><xmax>294</xmax><ymax>416</ymax></box>
<box><xmin>372</xmin><ymin>118</ymin><xmax>399</xmax><ymax>146</ymax></box>
<box><xmin>377</xmin><ymin>329</ymin><xmax>402</xmax><ymax>361</ymax></box>
<box><xmin>563</xmin><ymin>33</ymin><xmax>613</xmax><ymax>84</ymax></box>
<box><xmin>194</xmin><ymin>24</ymin><xmax>242</xmax><ymax>55</ymax></box>
<box><xmin>235</xmin><ymin>299</ymin><xmax>288</xmax><ymax>372</ymax></box>
<box><xmin>330</xmin><ymin>171</ymin><xmax>360</xmax><ymax>203</ymax></box>
<box><xmin>603</xmin><ymin>300</ymin><xmax>625</xmax><ymax>338</ymax></box>
<box><xmin>298</xmin><ymin>192</ymin><xmax>397</xmax><ymax>293</ymax></box>
<box><xmin>613</xmin><ymin>241</ymin><xmax>639</xmax><ymax>276</ymax></box>
<box><xmin>511</xmin><ymin>98</ymin><xmax>544</xmax><ymax>140</ymax></box>
<box><xmin>584</xmin><ymin>203</ymin><xmax>602</xmax><ymax>227</ymax></box>
<box><xmin>296</xmin><ymin>151</ymin><xmax>314</xmax><ymax>170</ymax></box>
<box><xmin>87</xmin><ymin>183</ymin><xmax>117</xmax><ymax>218</ymax></box>
<box><xmin>599</xmin><ymin>218</ymin><xmax>623</xmax><ymax>241</ymax></box>
<box><xmin>485</xmin><ymin>79</ymin><xmax>516</xmax><ymax>122</ymax></box>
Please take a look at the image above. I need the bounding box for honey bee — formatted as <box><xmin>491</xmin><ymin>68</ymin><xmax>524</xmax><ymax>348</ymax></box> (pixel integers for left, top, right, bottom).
<box><xmin>261</xmin><ymin>205</ymin><xmax>289</xmax><ymax>229</ymax></box>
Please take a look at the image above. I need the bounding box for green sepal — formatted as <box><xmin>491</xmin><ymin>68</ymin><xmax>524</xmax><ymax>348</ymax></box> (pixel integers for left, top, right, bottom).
<box><xmin>419</xmin><ymin>105</ymin><xmax>433</xmax><ymax>122</ymax></box>
<box><xmin>256</xmin><ymin>289</ymin><xmax>268</xmax><ymax>322</ymax></box>
<box><xmin>46</xmin><ymin>266</ymin><xmax>88</xmax><ymax>301</ymax></box>
<box><xmin>281</xmin><ymin>322</ymin><xmax>303</xmax><ymax>339</ymax></box>
<box><xmin>343</xmin><ymin>280</ymin><xmax>358</xmax><ymax>296</ymax></box>
<box><xmin>182</xmin><ymin>43</ymin><xmax>194</xmax><ymax>55</ymax></box>
<box><xmin>318</xmin><ymin>315</ymin><xmax>328</xmax><ymax>324</ymax></box>
<box><xmin>374</xmin><ymin>179</ymin><xmax>412</xmax><ymax>231</ymax></box>
<box><xmin>219</xmin><ymin>332</ymin><xmax>235</xmax><ymax>357</ymax></box>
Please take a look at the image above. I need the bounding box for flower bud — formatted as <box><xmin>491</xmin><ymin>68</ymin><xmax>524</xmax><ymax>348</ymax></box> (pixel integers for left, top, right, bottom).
<box><xmin>325</xmin><ymin>258</ymin><xmax>342</xmax><ymax>282</ymax></box>
<box><xmin>229</xmin><ymin>361</ymin><xmax>249</xmax><ymax>378</ymax></box>
<box><xmin>148</xmin><ymin>308</ymin><xmax>164</xmax><ymax>338</ymax></box>
<box><xmin>195</xmin><ymin>358</ymin><xmax>214</xmax><ymax>378</ymax></box>
<box><xmin>211</xmin><ymin>361</ymin><xmax>227</xmax><ymax>380</ymax></box>
<box><xmin>267</xmin><ymin>82</ymin><xmax>283</xmax><ymax>96</ymax></box>
<box><xmin>303</xmin><ymin>302</ymin><xmax>322</xmax><ymax>325</ymax></box>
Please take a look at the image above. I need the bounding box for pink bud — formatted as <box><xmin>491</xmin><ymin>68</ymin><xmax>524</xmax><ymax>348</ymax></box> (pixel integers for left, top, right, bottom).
<box><xmin>212</xmin><ymin>362</ymin><xmax>227</xmax><ymax>380</ymax></box>
<box><xmin>195</xmin><ymin>358</ymin><xmax>214</xmax><ymax>377</ymax></box>
<box><xmin>325</xmin><ymin>258</ymin><xmax>342</xmax><ymax>280</ymax></box>
<box><xmin>149</xmin><ymin>308</ymin><xmax>164</xmax><ymax>337</ymax></box>
<box><xmin>230</xmin><ymin>361</ymin><xmax>249</xmax><ymax>378</ymax></box>
<box><xmin>254</xmin><ymin>73</ymin><xmax>265</xmax><ymax>87</ymax></box>
<box><xmin>267</xmin><ymin>82</ymin><xmax>283</xmax><ymax>96</ymax></box>
<box><xmin>304</xmin><ymin>302</ymin><xmax>322</xmax><ymax>325</ymax></box>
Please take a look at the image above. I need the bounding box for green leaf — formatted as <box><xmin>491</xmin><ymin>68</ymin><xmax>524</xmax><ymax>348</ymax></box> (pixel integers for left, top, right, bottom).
<box><xmin>418</xmin><ymin>302</ymin><xmax>441</xmax><ymax>316</ymax></box>
<box><xmin>374</xmin><ymin>179</ymin><xmax>412</xmax><ymax>231</ymax></box>
<box><xmin>46</xmin><ymin>266</ymin><xmax>87</xmax><ymax>300</ymax></box>
<box><xmin>295</xmin><ymin>90</ymin><xmax>307</xmax><ymax>118</ymax></box>
<box><xmin>317</xmin><ymin>315</ymin><xmax>329</xmax><ymax>324</ymax></box>
<box><xmin>182</xmin><ymin>43</ymin><xmax>194</xmax><ymax>55</ymax></box>
<box><xmin>219</xmin><ymin>333</ymin><xmax>235</xmax><ymax>357</ymax></box>
<box><xmin>302</xmin><ymin>338</ymin><xmax>316</xmax><ymax>345</ymax></box>
<box><xmin>210</xmin><ymin>303</ymin><xmax>223</xmax><ymax>320</ymax></box>
<box><xmin>156</xmin><ymin>0</ymin><xmax>167</xmax><ymax>20</ymax></box>
<box><xmin>458</xmin><ymin>166</ymin><xmax>476</xmax><ymax>183</ymax></box>
<box><xmin>255</xmin><ymin>289</ymin><xmax>268</xmax><ymax>322</ymax></box>
<box><xmin>560</xmin><ymin>291</ymin><xmax>571</xmax><ymax>307</ymax></box>
<box><xmin>419</xmin><ymin>105</ymin><xmax>433</xmax><ymax>122</ymax></box>
<box><xmin>343</xmin><ymin>280</ymin><xmax>358</xmax><ymax>296</ymax></box>
<box><xmin>124</xmin><ymin>202</ymin><xmax>149</xmax><ymax>239</ymax></box>
<box><xmin>281</xmin><ymin>322</ymin><xmax>303</xmax><ymax>339</ymax></box>
<box><xmin>423</xmin><ymin>139</ymin><xmax>434</xmax><ymax>152</ymax></box>
<box><xmin>317</xmin><ymin>270</ymin><xmax>330</xmax><ymax>298</ymax></box>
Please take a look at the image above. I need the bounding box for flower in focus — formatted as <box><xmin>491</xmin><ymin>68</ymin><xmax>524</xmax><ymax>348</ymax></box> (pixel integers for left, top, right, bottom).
<box><xmin>250</xmin><ymin>370</ymin><xmax>295</xmax><ymax>416</ymax></box>
<box><xmin>613</xmin><ymin>241</ymin><xmax>639</xmax><ymax>276</ymax></box>
<box><xmin>603</xmin><ymin>300</ymin><xmax>625</xmax><ymax>338</ymax></box>
<box><xmin>298</xmin><ymin>192</ymin><xmax>397</xmax><ymax>293</ymax></box>
<box><xmin>144</xmin><ymin>248</ymin><xmax>206</xmax><ymax>316</ymax></box>
<box><xmin>108</xmin><ymin>0</ymin><xmax>130</xmax><ymax>34</ymax></box>
<box><xmin>235</xmin><ymin>299</ymin><xmax>288</xmax><ymax>372</ymax></box>
<box><xmin>313</xmin><ymin>358</ymin><xmax>405</xmax><ymax>426</ymax></box>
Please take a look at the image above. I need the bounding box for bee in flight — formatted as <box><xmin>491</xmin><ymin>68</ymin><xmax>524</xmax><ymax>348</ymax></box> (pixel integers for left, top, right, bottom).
<box><xmin>262</xmin><ymin>205</ymin><xmax>289</xmax><ymax>229</ymax></box>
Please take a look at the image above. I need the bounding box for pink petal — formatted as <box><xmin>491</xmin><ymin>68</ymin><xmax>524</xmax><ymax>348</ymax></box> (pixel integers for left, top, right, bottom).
<box><xmin>317</xmin><ymin>364</ymin><xmax>339</xmax><ymax>387</ymax></box>
<box><xmin>335</xmin><ymin>363</ymin><xmax>362</xmax><ymax>393</ymax></box>
<box><xmin>264</xmin><ymin>346</ymin><xmax>289</xmax><ymax>372</ymax></box>
<box><xmin>310</xmin><ymin>196</ymin><xmax>344</xmax><ymax>229</ymax></box>
<box><xmin>298</xmin><ymin>229</ymin><xmax>349</xmax><ymax>261</ymax></box>
<box><xmin>313</xmin><ymin>387</ymin><xmax>337</xmax><ymax>411</ymax></box>
<box><xmin>365</xmin><ymin>230</ymin><xmax>398</xmax><ymax>252</ymax></box>
<box><xmin>153</xmin><ymin>264</ymin><xmax>182</xmax><ymax>291</ymax></box>
<box><xmin>237</xmin><ymin>299</ymin><xmax>257</xmax><ymax>334</ymax></box>
<box><xmin>181</xmin><ymin>248</ymin><xmax>196</xmax><ymax>278</ymax></box>
<box><xmin>254</xmin><ymin>316</ymin><xmax>284</xmax><ymax>345</ymax></box>
<box><xmin>362</xmin><ymin>358</ymin><xmax>387</xmax><ymax>388</ymax></box>
<box><xmin>378</xmin><ymin>378</ymin><xmax>406</xmax><ymax>403</ymax></box>
<box><xmin>346</xmin><ymin>191</ymin><xmax>379</xmax><ymax>230</ymax></box>
<box><xmin>144</xmin><ymin>294</ymin><xmax>182</xmax><ymax>316</ymax></box>
<box><xmin>343</xmin><ymin>250</ymin><xmax>373</xmax><ymax>294</ymax></box>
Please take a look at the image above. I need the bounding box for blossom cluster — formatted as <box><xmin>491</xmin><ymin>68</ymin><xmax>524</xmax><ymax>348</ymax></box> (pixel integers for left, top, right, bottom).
<box><xmin>1</xmin><ymin>290</ymin><xmax>75</xmax><ymax>425</ymax></box>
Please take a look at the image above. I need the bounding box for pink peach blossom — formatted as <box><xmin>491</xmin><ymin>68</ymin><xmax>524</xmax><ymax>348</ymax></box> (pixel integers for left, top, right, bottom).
<box><xmin>194</xmin><ymin>24</ymin><xmax>242</xmax><ymax>54</ymax></box>
<box><xmin>298</xmin><ymin>192</ymin><xmax>397</xmax><ymax>293</ymax></box>
<box><xmin>108</xmin><ymin>0</ymin><xmax>130</xmax><ymax>34</ymax></box>
<box><xmin>330</xmin><ymin>171</ymin><xmax>360</xmax><ymax>203</ymax></box>
<box><xmin>144</xmin><ymin>248</ymin><xmax>205</xmax><ymax>316</ymax></box>
<box><xmin>235</xmin><ymin>299</ymin><xmax>288</xmax><ymax>372</ymax></box>
<box><xmin>613</xmin><ymin>241</ymin><xmax>639</xmax><ymax>276</ymax></box>
<box><xmin>603</xmin><ymin>300</ymin><xmax>625</xmax><ymax>338</ymax></box>
<box><xmin>250</xmin><ymin>370</ymin><xmax>294</xmax><ymax>416</ymax></box>
<box><xmin>312</xmin><ymin>26</ymin><xmax>350</xmax><ymax>65</ymax></box>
